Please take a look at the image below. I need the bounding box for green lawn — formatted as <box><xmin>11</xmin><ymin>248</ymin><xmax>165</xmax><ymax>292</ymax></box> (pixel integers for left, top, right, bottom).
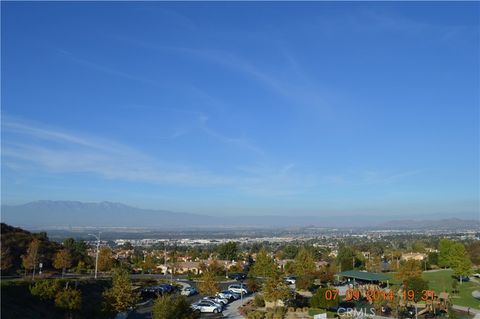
<box><xmin>421</xmin><ymin>270</ymin><xmax>480</xmax><ymax>309</ymax></box>
<box><xmin>385</xmin><ymin>270</ymin><xmax>479</xmax><ymax>309</ymax></box>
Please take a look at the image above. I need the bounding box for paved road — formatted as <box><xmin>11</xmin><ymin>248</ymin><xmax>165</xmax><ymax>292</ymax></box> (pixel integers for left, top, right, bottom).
<box><xmin>452</xmin><ymin>305</ymin><xmax>480</xmax><ymax>315</ymax></box>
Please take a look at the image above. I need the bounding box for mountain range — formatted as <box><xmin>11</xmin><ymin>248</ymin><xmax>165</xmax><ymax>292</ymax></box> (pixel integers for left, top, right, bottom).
<box><xmin>1</xmin><ymin>200</ymin><xmax>478</xmax><ymax>230</ymax></box>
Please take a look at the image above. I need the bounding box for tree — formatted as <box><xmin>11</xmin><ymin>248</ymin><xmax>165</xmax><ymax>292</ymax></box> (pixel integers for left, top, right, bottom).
<box><xmin>143</xmin><ymin>254</ymin><xmax>156</xmax><ymax>273</ymax></box>
<box><xmin>438</xmin><ymin>239</ymin><xmax>455</xmax><ymax>268</ymax></box>
<box><xmin>280</xmin><ymin>245</ymin><xmax>299</xmax><ymax>260</ymax></box>
<box><xmin>207</xmin><ymin>259</ymin><xmax>223</xmax><ymax>275</ymax></box>
<box><xmin>395</xmin><ymin>260</ymin><xmax>422</xmax><ymax>282</ymax></box>
<box><xmin>318</xmin><ymin>263</ymin><xmax>336</xmax><ymax>283</ymax></box>
<box><xmin>152</xmin><ymin>295</ymin><xmax>199</xmax><ymax>319</ymax></box>
<box><xmin>21</xmin><ymin>238</ymin><xmax>40</xmax><ymax>279</ymax></box>
<box><xmin>262</xmin><ymin>272</ymin><xmax>290</xmax><ymax>307</ymax></box>
<box><xmin>466</xmin><ymin>241</ymin><xmax>480</xmax><ymax>265</ymax></box>
<box><xmin>30</xmin><ymin>279</ymin><xmax>61</xmax><ymax>301</ymax></box>
<box><xmin>311</xmin><ymin>287</ymin><xmax>339</xmax><ymax>309</ymax></box>
<box><xmin>284</xmin><ymin>260</ymin><xmax>295</xmax><ymax>275</ymax></box>
<box><xmin>412</xmin><ymin>241</ymin><xmax>426</xmax><ymax>253</ymax></box>
<box><xmin>249</xmin><ymin>249</ymin><xmax>276</xmax><ymax>278</ymax></box>
<box><xmin>336</xmin><ymin>246</ymin><xmax>361</xmax><ymax>272</ymax></box>
<box><xmin>122</xmin><ymin>242</ymin><xmax>134</xmax><ymax>250</ymax></box>
<box><xmin>198</xmin><ymin>270</ymin><xmax>219</xmax><ymax>295</ymax></box>
<box><xmin>428</xmin><ymin>252</ymin><xmax>439</xmax><ymax>267</ymax></box>
<box><xmin>55</xmin><ymin>287</ymin><xmax>82</xmax><ymax>319</ymax></box>
<box><xmin>53</xmin><ymin>249</ymin><xmax>72</xmax><ymax>278</ymax></box>
<box><xmin>217</xmin><ymin>242</ymin><xmax>238</xmax><ymax>261</ymax></box>
<box><xmin>365</xmin><ymin>255</ymin><xmax>383</xmax><ymax>273</ymax></box>
<box><xmin>98</xmin><ymin>247</ymin><xmax>114</xmax><ymax>272</ymax></box>
<box><xmin>404</xmin><ymin>277</ymin><xmax>429</xmax><ymax>303</ymax></box>
<box><xmin>450</xmin><ymin>243</ymin><xmax>472</xmax><ymax>283</ymax></box>
<box><xmin>63</xmin><ymin>238</ymin><xmax>90</xmax><ymax>268</ymax></box>
<box><xmin>294</xmin><ymin>247</ymin><xmax>316</xmax><ymax>290</ymax></box>
<box><xmin>103</xmin><ymin>268</ymin><xmax>139</xmax><ymax>313</ymax></box>
<box><xmin>1</xmin><ymin>246</ymin><xmax>13</xmax><ymax>272</ymax></box>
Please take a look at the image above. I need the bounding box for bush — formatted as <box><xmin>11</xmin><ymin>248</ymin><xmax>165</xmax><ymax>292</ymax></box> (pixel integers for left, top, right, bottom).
<box><xmin>30</xmin><ymin>279</ymin><xmax>61</xmax><ymax>301</ymax></box>
<box><xmin>152</xmin><ymin>295</ymin><xmax>199</xmax><ymax>319</ymax></box>
<box><xmin>247</xmin><ymin>278</ymin><xmax>260</xmax><ymax>292</ymax></box>
<box><xmin>310</xmin><ymin>288</ymin><xmax>338</xmax><ymax>309</ymax></box>
<box><xmin>254</xmin><ymin>294</ymin><xmax>265</xmax><ymax>307</ymax></box>
<box><xmin>274</xmin><ymin>306</ymin><xmax>286</xmax><ymax>316</ymax></box>
<box><xmin>54</xmin><ymin>288</ymin><xmax>82</xmax><ymax>315</ymax></box>
<box><xmin>247</xmin><ymin>310</ymin><xmax>266</xmax><ymax>319</ymax></box>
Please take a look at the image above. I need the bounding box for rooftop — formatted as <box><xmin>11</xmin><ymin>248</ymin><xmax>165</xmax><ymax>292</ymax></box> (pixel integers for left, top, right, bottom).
<box><xmin>336</xmin><ymin>270</ymin><xmax>390</xmax><ymax>282</ymax></box>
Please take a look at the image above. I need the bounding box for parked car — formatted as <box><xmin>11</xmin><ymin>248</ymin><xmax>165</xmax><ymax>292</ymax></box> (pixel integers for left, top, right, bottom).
<box><xmin>203</xmin><ymin>296</ymin><xmax>229</xmax><ymax>305</ymax></box>
<box><xmin>218</xmin><ymin>290</ymin><xmax>240</xmax><ymax>301</ymax></box>
<box><xmin>228</xmin><ymin>272</ymin><xmax>247</xmax><ymax>281</ymax></box>
<box><xmin>285</xmin><ymin>276</ymin><xmax>296</xmax><ymax>285</ymax></box>
<box><xmin>453</xmin><ymin>276</ymin><xmax>470</xmax><ymax>282</ymax></box>
<box><xmin>191</xmin><ymin>300</ymin><xmax>223</xmax><ymax>313</ymax></box>
<box><xmin>472</xmin><ymin>273</ymin><xmax>480</xmax><ymax>278</ymax></box>
<box><xmin>181</xmin><ymin>286</ymin><xmax>198</xmax><ymax>296</ymax></box>
<box><xmin>158</xmin><ymin>283</ymin><xmax>174</xmax><ymax>293</ymax></box>
<box><xmin>328</xmin><ymin>301</ymin><xmax>355</xmax><ymax>313</ymax></box>
<box><xmin>228</xmin><ymin>284</ymin><xmax>249</xmax><ymax>295</ymax></box>
<box><xmin>140</xmin><ymin>286</ymin><xmax>163</xmax><ymax>299</ymax></box>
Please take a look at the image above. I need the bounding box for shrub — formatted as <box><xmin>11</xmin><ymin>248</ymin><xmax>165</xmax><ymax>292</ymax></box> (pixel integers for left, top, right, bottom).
<box><xmin>152</xmin><ymin>295</ymin><xmax>199</xmax><ymax>319</ymax></box>
<box><xmin>247</xmin><ymin>310</ymin><xmax>266</xmax><ymax>319</ymax></box>
<box><xmin>30</xmin><ymin>279</ymin><xmax>61</xmax><ymax>301</ymax></box>
<box><xmin>310</xmin><ymin>288</ymin><xmax>339</xmax><ymax>309</ymax></box>
<box><xmin>254</xmin><ymin>294</ymin><xmax>265</xmax><ymax>307</ymax></box>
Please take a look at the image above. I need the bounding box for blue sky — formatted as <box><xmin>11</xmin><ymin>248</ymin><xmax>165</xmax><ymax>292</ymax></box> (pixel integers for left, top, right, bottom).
<box><xmin>2</xmin><ymin>2</ymin><xmax>479</xmax><ymax>217</ymax></box>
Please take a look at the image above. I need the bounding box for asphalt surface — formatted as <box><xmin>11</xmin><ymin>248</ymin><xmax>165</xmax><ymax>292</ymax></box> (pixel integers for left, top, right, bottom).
<box><xmin>128</xmin><ymin>278</ymin><xmax>251</xmax><ymax>319</ymax></box>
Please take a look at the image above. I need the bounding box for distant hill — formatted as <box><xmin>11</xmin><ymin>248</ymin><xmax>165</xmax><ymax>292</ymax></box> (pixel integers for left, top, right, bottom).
<box><xmin>1</xmin><ymin>200</ymin><xmax>216</xmax><ymax>228</ymax></box>
<box><xmin>378</xmin><ymin>218</ymin><xmax>480</xmax><ymax>229</ymax></box>
<box><xmin>1</xmin><ymin>200</ymin><xmax>478</xmax><ymax>229</ymax></box>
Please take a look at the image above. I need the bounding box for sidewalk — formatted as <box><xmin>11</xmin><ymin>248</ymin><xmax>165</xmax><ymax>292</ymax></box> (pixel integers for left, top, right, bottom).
<box><xmin>222</xmin><ymin>295</ymin><xmax>255</xmax><ymax>318</ymax></box>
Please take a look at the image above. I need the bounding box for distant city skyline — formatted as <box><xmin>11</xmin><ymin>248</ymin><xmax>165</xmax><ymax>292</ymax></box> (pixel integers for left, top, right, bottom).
<box><xmin>2</xmin><ymin>2</ymin><xmax>479</xmax><ymax>217</ymax></box>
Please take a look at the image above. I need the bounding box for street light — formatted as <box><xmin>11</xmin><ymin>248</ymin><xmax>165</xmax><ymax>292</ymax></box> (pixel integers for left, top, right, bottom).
<box><xmin>88</xmin><ymin>232</ymin><xmax>101</xmax><ymax>279</ymax></box>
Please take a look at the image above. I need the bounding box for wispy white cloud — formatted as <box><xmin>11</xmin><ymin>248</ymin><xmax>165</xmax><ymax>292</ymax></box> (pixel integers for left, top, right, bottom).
<box><xmin>2</xmin><ymin>117</ymin><xmax>232</xmax><ymax>187</ymax></box>
<box><xmin>1</xmin><ymin>117</ymin><xmax>297</xmax><ymax>195</ymax></box>
<box><xmin>112</xmin><ymin>37</ymin><xmax>332</xmax><ymax>112</ymax></box>
<box><xmin>2</xmin><ymin>117</ymin><xmax>423</xmax><ymax>198</ymax></box>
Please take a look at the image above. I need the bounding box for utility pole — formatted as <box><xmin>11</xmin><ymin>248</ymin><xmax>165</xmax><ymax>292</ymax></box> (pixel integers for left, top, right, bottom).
<box><xmin>88</xmin><ymin>232</ymin><xmax>101</xmax><ymax>279</ymax></box>
<box><xmin>164</xmin><ymin>245</ymin><xmax>167</xmax><ymax>276</ymax></box>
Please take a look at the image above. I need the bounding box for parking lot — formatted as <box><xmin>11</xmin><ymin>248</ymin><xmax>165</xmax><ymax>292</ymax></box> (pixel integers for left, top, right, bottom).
<box><xmin>128</xmin><ymin>278</ymin><xmax>250</xmax><ymax>319</ymax></box>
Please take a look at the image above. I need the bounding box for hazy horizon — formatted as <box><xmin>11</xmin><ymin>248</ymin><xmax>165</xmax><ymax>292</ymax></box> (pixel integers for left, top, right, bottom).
<box><xmin>2</xmin><ymin>2</ymin><xmax>479</xmax><ymax>218</ymax></box>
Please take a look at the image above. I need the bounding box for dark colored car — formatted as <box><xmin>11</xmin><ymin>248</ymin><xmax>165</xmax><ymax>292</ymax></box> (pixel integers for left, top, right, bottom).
<box><xmin>228</xmin><ymin>272</ymin><xmax>247</xmax><ymax>281</ymax></box>
<box><xmin>453</xmin><ymin>276</ymin><xmax>470</xmax><ymax>282</ymax></box>
<box><xmin>328</xmin><ymin>301</ymin><xmax>356</xmax><ymax>313</ymax></box>
<box><xmin>140</xmin><ymin>286</ymin><xmax>163</xmax><ymax>299</ymax></box>
<box><xmin>158</xmin><ymin>283</ymin><xmax>174</xmax><ymax>293</ymax></box>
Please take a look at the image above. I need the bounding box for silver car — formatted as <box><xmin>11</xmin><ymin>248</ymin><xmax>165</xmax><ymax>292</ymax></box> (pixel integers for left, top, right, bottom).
<box><xmin>191</xmin><ymin>300</ymin><xmax>223</xmax><ymax>313</ymax></box>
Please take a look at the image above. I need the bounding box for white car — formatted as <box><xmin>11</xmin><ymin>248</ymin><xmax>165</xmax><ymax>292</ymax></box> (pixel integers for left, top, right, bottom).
<box><xmin>285</xmin><ymin>276</ymin><xmax>296</xmax><ymax>285</ymax></box>
<box><xmin>191</xmin><ymin>300</ymin><xmax>223</xmax><ymax>313</ymax></box>
<box><xmin>218</xmin><ymin>290</ymin><xmax>240</xmax><ymax>301</ymax></box>
<box><xmin>181</xmin><ymin>286</ymin><xmax>198</xmax><ymax>296</ymax></box>
<box><xmin>228</xmin><ymin>284</ymin><xmax>249</xmax><ymax>295</ymax></box>
<box><xmin>473</xmin><ymin>273</ymin><xmax>480</xmax><ymax>278</ymax></box>
<box><xmin>203</xmin><ymin>296</ymin><xmax>228</xmax><ymax>305</ymax></box>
